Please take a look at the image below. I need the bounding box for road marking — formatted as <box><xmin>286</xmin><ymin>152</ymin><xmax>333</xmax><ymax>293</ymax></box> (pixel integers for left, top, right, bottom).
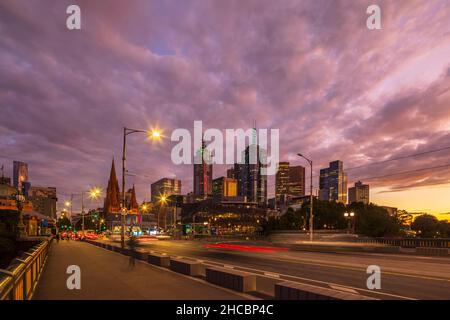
<box><xmin>254</xmin><ymin>255</ymin><xmax>450</xmax><ymax>283</ymax></box>
<box><xmin>197</xmin><ymin>257</ymin><xmax>416</xmax><ymax>300</ymax></box>
<box><xmin>329</xmin><ymin>285</ymin><xmax>359</xmax><ymax>294</ymax></box>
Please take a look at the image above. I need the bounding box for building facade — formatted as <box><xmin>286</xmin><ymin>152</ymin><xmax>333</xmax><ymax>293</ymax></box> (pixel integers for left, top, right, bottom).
<box><xmin>239</xmin><ymin>144</ymin><xmax>267</xmax><ymax>207</ymax></box>
<box><xmin>275</xmin><ymin>162</ymin><xmax>305</xmax><ymax>205</ymax></box>
<box><xmin>193</xmin><ymin>141</ymin><xmax>213</xmax><ymax>198</ymax></box>
<box><xmin>212</xmin><ymin>177</ymin><xmax>237</xmax><ymax>200</ymax></box>
<box><xmin>151</xmin><ymin>178</ymin><xmax>181</xmax><ymax>203</ymax></box>
<box><xmin>319</xmin><ymin>160</ymin><xmax>347</xmax><ymax>203</ymax></box>
<box><xmin>348</xmin><ymin>181</ymin><xmax>370</xmax><ymax>204</ymax></box>
<box><xmin>28</xmin><ymin>186</ymin><xmax>58</xmax><ymax>219</ymax></box>
<box><xmin>13</xmin><ymin>161</ymin><xmax>28</xmax><ymax>192</ymax></box>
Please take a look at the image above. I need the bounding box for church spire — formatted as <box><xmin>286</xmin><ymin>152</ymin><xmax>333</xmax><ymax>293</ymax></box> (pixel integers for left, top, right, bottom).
<box><xmin>104</xmin><ymin>158</ymin><xmax>121</xmax><ymax>214</ymax></box>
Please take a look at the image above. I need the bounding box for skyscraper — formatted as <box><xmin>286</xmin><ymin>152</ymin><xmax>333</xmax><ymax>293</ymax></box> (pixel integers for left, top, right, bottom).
<box><xmin>226</xmin><ymin>167</ymin><xmax>235</xmax><ymax>179</ymax></box>
<box><xmin>151</xmin><ymin>178</ymin><xmax>181</xmax><ymax>202</ymax></box>
<box><xmin>212</xmin><ymin>177</ymin><xmax>237</xmax><ymax>200</ymax></box>
<box><xmin>275</xmin><ymin>162</ymin><xmax>305</xmax><ymax>204</ymax></box>
<box><xmin>348</xmin><ymin>181</ymin><xmax>370</xmax><ymax>204</ymax></box>
<box><xmin>288</xmin><ymin>165</ymin><xmax>306</xmax><ymax>197</ymax></box>
<box><xmin>240</xmin><ymin>144</ymin><xmax>267</xmax><ymax>206</ymax></box>
<box><xmin>319</xmin><ymin>160</ymin><xmax>347</xmax><ymax>203</ymax></box>
<box><xmin>193</xmin><ymin>141</ymin><xmax>213</xmax><ymax>198</ymax></box>
<box><xmin>13</xmin><ymin>161</ymin><xmax>28</xmax><ymax>191</ymax></box>
<box><xmin>275</xmin><ymin>162</ymin><xmax>290</xmax><ymax>203</ymax></box>
<box><xmin>103</xmin><ymin>159</ymin><xmax>121</xmax><ymax>214</ymax></box>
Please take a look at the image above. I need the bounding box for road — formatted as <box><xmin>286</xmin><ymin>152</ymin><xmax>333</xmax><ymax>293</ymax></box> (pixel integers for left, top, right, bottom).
<box><xmin>33</xmin><ymin>240</ymin><xmax>250</xmax><ymax>300</ymax></box>
<box><xmin>117</xmin><ymin>239</ymin><xmax>450</xmax><ymax>300</ymax></box>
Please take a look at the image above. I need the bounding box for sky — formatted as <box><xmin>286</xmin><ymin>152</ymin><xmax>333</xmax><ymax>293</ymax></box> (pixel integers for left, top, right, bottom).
<box><xmin>1</xmin><ymin>0</ymin><xmax>450</xmax><ymax>218</ymax></box>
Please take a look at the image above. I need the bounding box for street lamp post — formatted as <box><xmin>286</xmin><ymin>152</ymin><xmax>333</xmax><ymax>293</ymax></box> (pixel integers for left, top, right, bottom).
<box><xmin>344</xmin><ymin>212</ymin><xmax>355</xmax><ymax>234</ymax></box>
<box><xmin>81</xmin><ymin>191</ymin><xmax>85</xmax><ymax>234</ymax></box>
<box><xmin>297</xmin><ymin>153</ymin><xmax>314</xmax><ymax>242</ymax></box>
<box><xmin>121</xmin><ymin>127</ymin><xmax>161</xmax><ymax>248</ymax></box>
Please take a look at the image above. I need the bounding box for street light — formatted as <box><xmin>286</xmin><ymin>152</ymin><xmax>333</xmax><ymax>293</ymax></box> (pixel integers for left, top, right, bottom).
<box><xmin>344</xmin><ymin>212</ymin><xmax>355</xmax><ymax>233</ymax></box>
<box><xmin>80</xmin><ymin>187</ymin><xmax>102</xmax><ymax>235</ymax></box>
<box><xmin>297</xmin><ymin>153</ymin><xmax>314</xmax><ymax>242</ymax></box>
<box><xmin>121</xmin><ymin>127</ymin><xmax>162</xmax><ymax>248</ymax></box>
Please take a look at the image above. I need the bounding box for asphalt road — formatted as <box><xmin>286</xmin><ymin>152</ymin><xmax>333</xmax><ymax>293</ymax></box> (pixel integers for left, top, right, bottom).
<box><xmin>127</xmin><ymin>239</ymin><xmax>450</xmax><ymax>300</ymax></box>
<box><xmin>34</xmin><ymin>240</ymin><xmax>249</xmax><ymax>300</ymax></box>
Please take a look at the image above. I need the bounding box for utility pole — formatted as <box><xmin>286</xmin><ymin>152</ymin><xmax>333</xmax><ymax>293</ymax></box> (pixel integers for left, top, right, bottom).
<box><xmin>81</xmin><ymin>191</ymin><xmax>85</xmax><ymax>234</ymax></box>
<box><xmin>121</xmin><ymin>127</ymin><xmax>127</xmax><ymax>249</ymax></box>
<box><xmin>297</xmin><ymin>153</ymin><xmax>314</xmax><ymax>242</ymax></box>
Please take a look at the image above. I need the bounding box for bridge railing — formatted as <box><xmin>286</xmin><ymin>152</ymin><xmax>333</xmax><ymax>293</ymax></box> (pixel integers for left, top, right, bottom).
<box><xmin>356</xmin><ymin>238</ymin><xmax>450</xmax><ymax>248</ymax></box>
<box><xmin>0</xmin><ymin>237</ymin><xmax>52</xmax><ymax>300</ymax></box>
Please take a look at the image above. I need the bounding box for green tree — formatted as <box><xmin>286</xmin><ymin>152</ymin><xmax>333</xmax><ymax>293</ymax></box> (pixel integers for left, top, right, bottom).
<box><xmin>411</xmin><ymin>214</ymin><xmax>440</xmax><ymax>238</ymax></box>
<box><xmin>350</xmin><ymin>203</ymin><xmax>401</xmax><ymax>237</ymax></box>
<box><xmin>299</xmin><ymin>199</ymin><xmax>347</xmax><ymax>230</ymax></box>
<box><xmin>437</xmin><ymin>220</ymin><xmax>450</xmax><ymax>238</ymax></box>
<box><xmin>56</xmin><ymin>216</ymin><xmax>72</xmax><ymax>231</ymax></box>
<box><xmin>278</xmin><ymin>208</ymin><xmax>302</xmax><ymax>230</ymax></box>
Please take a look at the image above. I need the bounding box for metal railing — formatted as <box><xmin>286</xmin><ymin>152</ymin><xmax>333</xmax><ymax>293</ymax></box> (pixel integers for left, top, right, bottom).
<box><xmin>0</xmin><ymin>237</ymin><xmax>53</xmax><ymax>300</ymax></box>
<box><xmin>356</xmin><ymin>238</ymin><xmax>450</xmax><ymax>248</ymax></box>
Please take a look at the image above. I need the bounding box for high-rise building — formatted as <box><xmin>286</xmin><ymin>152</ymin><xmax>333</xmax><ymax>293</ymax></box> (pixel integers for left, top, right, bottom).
<box><xmin>13</xmin><ymin>161</ymin><xmax>28</xmax><ymax>192</ymax></box>
<box><xmin>288</xmin><ymin>165</ymin><xmax>306</xmax><ymax>197</ymax></box>
<box><xmin>319</xmin><ymin>160</ymin><xmax>347</xmax><ymax>203</ymax></box>
<box><xmin>275</xmin><ymin>162</ymin><xmax>305</xmax><ymax>204</ymax></box>
<box><xmin>212</xmin><ymin>177</ymin><xmax>237</xmax><ymax>200</ymax></box>
<box><xmin>275</xmin><ymin>162</ymin><xmax>290</xmax><ymax>203</ymax></box>
<box><xmin>348</xmin><ymin>181</ymin><xmax>370</xmax><ymax>204</ymax></box>
<box><xmin>151</xmin><ymin>178</ymin><xmax>181</xmax><ymax>203</ymax></box>
<box><xmin>193</xmin><ymin>141</ymin><xmax>212</xmax><ymax>198</ymax></box>
<box><xmin>103</xmin><ymin>159</ymin><xmax>121</xmax><ymax>214</ymax></box>
<box><xmin>235</xmin><ymin>144</ymin><xmax>267</xmax><ymax>206</ymax></box>
<box><xmin>227</xmin><ymin>167</ymin><xmax>235</xmax><ymax>179</ymax></box>
<box><xmin>29</xmin><ymin>186</ymin><xmax>58</xmax><ymax>219</ymax></box>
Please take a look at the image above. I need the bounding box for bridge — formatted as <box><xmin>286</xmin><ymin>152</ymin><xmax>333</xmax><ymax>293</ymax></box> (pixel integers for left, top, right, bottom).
<box><xmin>1</xmin><ymin>236</ymin><xmax>450</xmax><ymax>300</ymax></box>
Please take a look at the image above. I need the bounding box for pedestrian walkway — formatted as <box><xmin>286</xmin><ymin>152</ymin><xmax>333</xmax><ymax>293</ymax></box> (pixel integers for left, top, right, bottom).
<box><xmin>34</xmin><ymin>240</ymin><xmax>247</xmax><ymax>300</ymax></box>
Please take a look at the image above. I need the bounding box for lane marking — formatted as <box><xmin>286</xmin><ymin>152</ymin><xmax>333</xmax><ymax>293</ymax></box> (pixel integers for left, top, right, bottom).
<box><xmin>196</xmin><ymin>257</ymin><xmax>417</xmax><ymax>300</ymax></box>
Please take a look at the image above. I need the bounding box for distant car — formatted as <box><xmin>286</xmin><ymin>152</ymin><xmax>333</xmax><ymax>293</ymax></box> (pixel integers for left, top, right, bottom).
<box><xmin>155</xmin><ymin>234</ymin><xmax>171</xmax><ymax>240</ymax></box>
<box><xmin>137</xmin><ymin>235</ymin><xmax>158</xmax><ymax>243</ymax></box>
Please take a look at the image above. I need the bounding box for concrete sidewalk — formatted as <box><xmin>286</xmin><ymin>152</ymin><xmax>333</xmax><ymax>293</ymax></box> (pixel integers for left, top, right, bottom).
<box><xmin>33</xmin><ymin>240</ymin><xmax>247</xmax><ymax>300</ymax></box>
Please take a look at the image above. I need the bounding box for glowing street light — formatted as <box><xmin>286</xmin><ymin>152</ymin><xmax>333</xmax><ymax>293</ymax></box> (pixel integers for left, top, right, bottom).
<box><xmin>344</xmin><ymin>212</ymin><xmax>355</xmax><ymax>233</ymax></box>
<box><xmin>121</xmin><ymin>126</ymin><xmax>164</xmax><ymax>248</ymax></box>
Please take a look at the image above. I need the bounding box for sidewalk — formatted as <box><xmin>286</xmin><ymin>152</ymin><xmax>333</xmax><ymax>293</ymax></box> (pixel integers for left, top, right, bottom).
<box><xmin>33</xmin><ymin>240</ymin><xmax>247</xmax><ymax>300</ymax></box>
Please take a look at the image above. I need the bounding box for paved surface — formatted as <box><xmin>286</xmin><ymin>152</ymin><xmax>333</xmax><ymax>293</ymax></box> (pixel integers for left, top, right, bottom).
<box><xmin>33</xmin><ymin>240</ymin><xmax>248</xmax><ymax>300</ymax></box>
<box><xmin>118</xmin><ymin>239</ymin><xmax>450</xmax><ymax>300</ymax></box>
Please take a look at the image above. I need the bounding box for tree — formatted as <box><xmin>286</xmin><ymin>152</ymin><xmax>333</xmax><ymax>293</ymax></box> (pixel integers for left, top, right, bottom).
<box><xmin>411</xmin><ymin>214</ymin><xmax>440</xmax><ymax>238</ymax></box>
<box><xmin>279</xmin><ymin>208</ymin><xmax>302</xmax><ymax>230</ymax></box>
<box><xmin>56</xmin><ymin>216</ymin><xmax>72</xmax><ymax>231</ymax></box>
<box><xmin>350</xmin><ymin>203</ymin><xmax>401</xmax><ymax>237</ymax></box>
<box><xmin>298</xmin><ymin>199</ymin><xmax>347</xmax><ymax>230</ymax></box>
<box><xmin>437</xmin><ymin>220</ymin><xmax>450</xmax><ymax>238</ymax></box>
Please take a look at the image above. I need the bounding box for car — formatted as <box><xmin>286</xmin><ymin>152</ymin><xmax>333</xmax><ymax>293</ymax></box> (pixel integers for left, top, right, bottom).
<box><xmin>137</xmin><ymin>235</ymin><xmax>158</xmax><ymax>243</ymax></box>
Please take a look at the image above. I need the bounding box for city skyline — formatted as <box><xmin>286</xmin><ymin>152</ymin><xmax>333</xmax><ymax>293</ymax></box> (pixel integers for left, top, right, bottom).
<box><xmin>1</xmin><ymin>0</ymin><xmax>450</xmax><ymax>217</ymax></box>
